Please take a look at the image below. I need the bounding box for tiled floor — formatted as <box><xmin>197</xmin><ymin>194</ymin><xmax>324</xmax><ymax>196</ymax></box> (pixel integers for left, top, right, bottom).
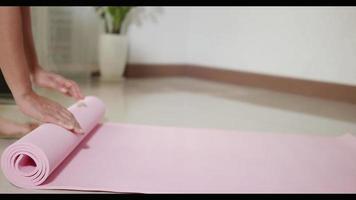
<box><xmin>1</xmin><ymin>77</ymin><xmax>356</xmax><ymax>193</ymax></box>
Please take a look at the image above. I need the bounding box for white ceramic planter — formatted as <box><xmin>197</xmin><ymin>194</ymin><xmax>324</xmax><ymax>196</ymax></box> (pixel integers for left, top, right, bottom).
<box><xmin>98</xmin><ymin>34</ymin><xmax>128</xmax><ymax>81</ymax></box>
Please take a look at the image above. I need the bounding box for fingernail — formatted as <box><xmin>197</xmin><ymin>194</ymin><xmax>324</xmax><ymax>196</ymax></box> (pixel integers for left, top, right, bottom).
<box><xmin>76</xmin><ymin>124</ymin><xmax>84</xmax><ymax>133</ymax></box>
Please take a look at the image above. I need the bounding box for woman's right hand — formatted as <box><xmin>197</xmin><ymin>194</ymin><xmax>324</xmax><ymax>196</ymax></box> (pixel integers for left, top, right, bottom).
<box><xmin>14</xmin><ymin>91</ymin><xmax>84</xmax><ymax>134</ymax></box>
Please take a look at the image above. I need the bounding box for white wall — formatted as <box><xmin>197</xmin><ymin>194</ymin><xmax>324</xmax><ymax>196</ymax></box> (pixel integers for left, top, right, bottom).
<box><xmin>127</xmin><ymin>7</ymin><xmax>190</xmax><ymax>63</ymax></box>
<box><xmin>127</xmin><ymin>7</ymin><xmax>356</xmax><ymax>86</ymax></box>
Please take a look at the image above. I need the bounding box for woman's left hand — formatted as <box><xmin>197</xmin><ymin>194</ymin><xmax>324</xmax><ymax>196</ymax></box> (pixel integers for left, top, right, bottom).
<box><xmin>32</xmin><ymin>67</ymin><xmax>84</xmax><ymax>100</ymax></box>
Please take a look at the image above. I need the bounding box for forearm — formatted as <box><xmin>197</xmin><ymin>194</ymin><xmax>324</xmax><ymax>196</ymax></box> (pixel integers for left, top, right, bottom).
<box><xmin>21</xmin><ymin>6</ymin><xmax>41</xmax><ymax>74</ymax></box>
<box><xmin>0</xmin><ymin>7</ymin><xmax>33</xmax><ymax>100</ymax></box>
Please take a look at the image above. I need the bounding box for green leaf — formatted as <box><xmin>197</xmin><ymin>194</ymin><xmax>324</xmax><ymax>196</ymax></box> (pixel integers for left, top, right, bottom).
<box><xmin>96</xmin><ymin>6</ymin><xmax>135</xmax><ymax>34</ymax></box>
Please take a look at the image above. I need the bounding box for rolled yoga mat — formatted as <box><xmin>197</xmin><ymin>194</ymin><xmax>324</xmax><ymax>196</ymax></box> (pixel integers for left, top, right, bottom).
<box><xmin>1</xmin><ymin>96</ymin><xmax>356</xmax><ymax>193</ymax></box>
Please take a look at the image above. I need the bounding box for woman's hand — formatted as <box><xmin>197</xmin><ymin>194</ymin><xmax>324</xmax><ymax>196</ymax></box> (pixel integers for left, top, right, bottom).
<box><xmin>15</xmin><ymin>91</ymin><xmax>84</xmax><ymax>134</ymax></box>
<box><xmin>32</xmin><ymin>67</ymin><xmax>84</xmax><ymax>100</ymax></box>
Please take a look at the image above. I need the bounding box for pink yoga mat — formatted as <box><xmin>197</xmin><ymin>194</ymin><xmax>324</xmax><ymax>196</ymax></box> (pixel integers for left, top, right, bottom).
<box><xmin>1</xmin><ymin>96</ymin><xmax>356</xmax><ymax>193</ymax></box>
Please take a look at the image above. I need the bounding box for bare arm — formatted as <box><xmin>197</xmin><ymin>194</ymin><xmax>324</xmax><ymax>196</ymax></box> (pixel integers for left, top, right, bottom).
<box><xmin>0</xmin><ymin>7</ymin><xmax>83</xmax><ymax>134</ymax></box>
<box><xmin>20</xmin><ymin>7</ymin><xmax>84</xmax><ymax>100</ymax></box>
<box><xmin>20</xmin><ymin>7</ymin><xmax>39</xmax><ymax>74</ymax></box>
<box><xmin>0</xmin><ymin>7</ymin><xmax>32</xmax><ymax>100</ymax></box>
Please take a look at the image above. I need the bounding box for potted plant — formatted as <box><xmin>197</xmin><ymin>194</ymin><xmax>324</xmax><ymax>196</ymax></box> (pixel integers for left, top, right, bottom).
<box><xmin>95</xmin><ymin>6</ymin><xmax>134</xmax><ymax>81</ymax></box>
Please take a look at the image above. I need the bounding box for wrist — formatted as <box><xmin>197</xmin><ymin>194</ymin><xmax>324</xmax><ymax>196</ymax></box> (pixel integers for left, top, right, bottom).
<box><xmin>30</xmin><ymin>65</ymin><xmax>44</xmax><ymax>82</ymax></box>
<box><xmin>30</xmin><ymin>64</ymin><xmax>43</xmax><ymax>75</ymax></box>
<box><xmin>13</xmin><ymin>89</ymin><xmax>35</xmax><ymax>105</ymax></box>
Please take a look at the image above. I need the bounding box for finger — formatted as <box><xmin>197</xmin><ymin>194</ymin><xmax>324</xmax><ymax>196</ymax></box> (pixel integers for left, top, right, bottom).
<box><xmin>44</xmin><ymin>78</ymin><xmax>69</xmax><ymax>95</ymax></box>
<box><xmin>59</xmin><ymin>90</ymin><xmax>73</xmax><ymax>98</ymax></box>
<box><xmin>61</xmin><ymin>109</ymin><xmax>74</xmax><ymax>122</ymax></box>
<box><xmin>56</xmin><ymin>76</ymin><xmax>73</xmax><ymax>91</ymax></box>
<box><xmin>59</xmin><ymin>109</ymin><xmax>72</xmax><ymax>122</ymax></box>
<box><xmin>42</xmin><ymin>79</ymin><xmax>61</xmax><ymax>91</ymax></box>
<box><xmin>57</xmin><ymin>79</ymin><xmax>78</xmax><ymax>99</ymax></box>
<box><xmin>70</xmin><ymin>117</ymin><xmax>84</xmax><ymax>134</ymax></box>
<box><xmin>66</xmin><ymin>81</ymin><xmax>82</xmax><ymax>100</ymax></box>
<box><xmin>73</xmin><ymin>120</ymin><xmax>84</xmax><ymax>135</ymax></box>
<box><xmin>49</xmin><ymin>101</ymin><xmax>71</xmax><ymax>120</ymax></box>
<box><xmin>59</xmin><ymin>87</ymin><xmax>68</xmax><ymax>94</ymax></box>
<box><xmin>56</xmin><ymin>114</ymin><xmax>75</xmax><ymax>131</ymax></box>
<box><xmin>57</xmin><ymin>76</ymin><xmax>84</xmax><ymax>100</ymax></box>
<box><xmin>66</xmin><ymin>82</ymin><xmax>79</xmax><ymax>100</ymax></box>
<box><xmin>49</xmin><ymin>106</ymin><xmax>76</xmax><ymax>131</ymax></box>
<box><xmin>42</xmin><ymin>114</ymin><xmax>74</xmax><ymax>131</ymax></box>
<box><xmin>70</xmin><ymin>81</ymin><xmax>84</xmax><ymax>100</ymax></box>
<box><xmin>65</xmin><ymin>111</ymin><xmax>84</xmax><ymax>134</ymax></box>
<box><xmin>52</xmin><ymin>76</ymin><xmax>70</xmax><ymax>94</ymax></box>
